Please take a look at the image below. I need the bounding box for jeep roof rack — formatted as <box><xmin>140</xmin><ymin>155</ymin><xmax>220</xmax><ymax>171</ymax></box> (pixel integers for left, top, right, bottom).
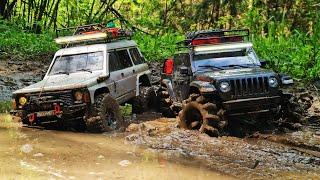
<box><xmin>177</xmin><ymin>29</ymin><xmax>250</xmax><ymax>47</ymax></box>
<box><xmin>54</xmin><ymin>23</ymin><xmax>132</xmax><ymax>45</ymax></box>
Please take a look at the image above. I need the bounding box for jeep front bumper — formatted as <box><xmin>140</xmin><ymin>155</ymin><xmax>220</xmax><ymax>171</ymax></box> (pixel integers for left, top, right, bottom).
<box><xmin>222</xmin><ymin>96</ymin><xmax>281</xmax><ymax>116</ymax></box>
<box><xmin>11</xmin><ymin>103</ymin><xmax>87</xmax><ymax>125</ymax></box>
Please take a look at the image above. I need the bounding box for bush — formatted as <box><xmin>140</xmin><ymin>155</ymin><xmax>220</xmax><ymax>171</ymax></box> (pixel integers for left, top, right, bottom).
<box><xmin>133</xmin><ymin>32</ymin><xmax>184</xmax><ymax>61</ymax></box>
<box><xmin>0</xmin><ymin>20</ymin><xmax>58</xmax><ymax>59</ymax></box>
<box><xmin>0</xmin><ymin>101</ymin><xmax>11</xmax><ymax>113</ymax></box>
<box><xmin>253</xmin><ymin>34</ymin><xmax>320</xmax><ymax>80</ymax></box>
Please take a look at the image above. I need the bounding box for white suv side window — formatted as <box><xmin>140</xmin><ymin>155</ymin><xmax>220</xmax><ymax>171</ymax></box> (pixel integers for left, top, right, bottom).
<box><xmin>129</xmin><ymin>48</ymin><xmax>145</xmax><ymax>65</ymax></box>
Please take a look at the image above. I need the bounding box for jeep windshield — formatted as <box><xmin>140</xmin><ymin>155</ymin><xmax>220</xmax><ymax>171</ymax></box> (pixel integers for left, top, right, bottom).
<box><xmin>49</xmin><ymin>51</ymin><xmax>104</xmax><ymax>75</ymax></box>
<box><xmin>193</xmin><ymin>48</ymin><xmax>260</xmax><ymax>71</ymax></box>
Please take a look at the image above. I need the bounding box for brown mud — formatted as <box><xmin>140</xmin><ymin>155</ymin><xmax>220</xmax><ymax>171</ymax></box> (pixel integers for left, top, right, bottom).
<box><xmin>126</xmin><ymin>116</ymin><xmax>320</xmax><ymax>179</ymax></box>
<box><xmin>1</xmin><ymin>58</ymin><xmax>320</xmax><ymax>179</ymax></box>
<box><xmin>0</xmin><ymin>114</ymin><xmax>231</xmax><ymax>179</ymax></box>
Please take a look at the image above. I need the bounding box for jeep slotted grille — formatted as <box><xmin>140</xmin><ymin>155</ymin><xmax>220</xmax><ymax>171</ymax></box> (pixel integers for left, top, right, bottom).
<box><xmin>230</xmin><ymin>76</ymin><xmax>269</xmax><ymax>98</ymax></box>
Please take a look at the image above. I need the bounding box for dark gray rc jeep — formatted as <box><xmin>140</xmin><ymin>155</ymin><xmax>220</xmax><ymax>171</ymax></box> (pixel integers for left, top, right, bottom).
<box><xmin>158</xmin><ymin>29</ymin><xmax>301</xmax><ymax>136</ymax></box>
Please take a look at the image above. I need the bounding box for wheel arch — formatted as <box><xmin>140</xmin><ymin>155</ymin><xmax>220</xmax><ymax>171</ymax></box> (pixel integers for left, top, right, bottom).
<box><xmin>88</xmin><ymin>86</ymin><xmax>110</xmax><ymax>103</ymax></box>
<box><xmin>190</xmin><ymin>80</ymin><xmax>216</xmax><ymax>95</ymax></box>
<box><xmin>189</xmin><ymin>85</ymin><xmax>201</xmax><ymax>95</ymax></box>
<box><xmin>136</xmin><ymin>71</ymin><xmax>152</xmax><ymax>96</ymax></box>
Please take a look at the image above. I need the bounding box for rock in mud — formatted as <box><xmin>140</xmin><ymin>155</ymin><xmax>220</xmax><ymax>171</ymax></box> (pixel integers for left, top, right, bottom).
<box><xmin>118</xmin><ymin>160</ymin><xmax>131</xmax><ymax>167</ymax></box>
<box><xmin>125</xmin><ymin>134</ymin><xmax>139</xmax><ymax>141</ymax></box>
<box><xmin>20</xmin><ymin>144</ymin><xmax>33</xmax><ymax>154</ymax></box>
<box><xmin>33</xmin><ymin>153</ymin><xmax>44</xmax><ymax>157</ymax></box>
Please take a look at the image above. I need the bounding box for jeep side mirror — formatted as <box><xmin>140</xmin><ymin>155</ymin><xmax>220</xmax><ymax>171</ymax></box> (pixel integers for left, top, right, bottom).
<box><xmin>260</xmin><ymin>60</ymin><xmax>267</xmax><ymax>68</ymax></box>
<box><xmin>280</xmin><ymin>74</ymin><xmax>294</xmax><ymax>85</ymax></box>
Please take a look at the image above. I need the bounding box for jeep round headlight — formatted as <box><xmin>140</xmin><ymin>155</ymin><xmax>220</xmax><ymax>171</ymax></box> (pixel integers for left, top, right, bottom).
<box><xmin>220</xmin><ymin>82</ymin><xmax>231</xmax><ymax>92</ymax></box>
<box><xmin>74</xmin><ymin>91</ymin><xmax>83</xmax><ymax>102</ymax></box>
<box><xmin>19</xmin><ymin>97</ymin><xmax>27</xmax><ymax>106</ymax></box>
<box><xmin>268</xmin><ymin>77</ymin><xmax>278</xmax><ymax>88</ymax></box>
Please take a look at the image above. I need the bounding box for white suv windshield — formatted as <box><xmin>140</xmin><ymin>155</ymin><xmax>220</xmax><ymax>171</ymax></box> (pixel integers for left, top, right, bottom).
<box><xmin>49</xmin><ymin>51</ymin><xmax>104</xmax><ymax>75</ymax></box>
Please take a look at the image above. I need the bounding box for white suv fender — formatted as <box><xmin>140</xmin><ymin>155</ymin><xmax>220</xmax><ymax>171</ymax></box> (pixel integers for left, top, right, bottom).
<box><xmin>135</xmin><ymin>69</ymin><xmax>152</xmax><ymax>96</ymax></box>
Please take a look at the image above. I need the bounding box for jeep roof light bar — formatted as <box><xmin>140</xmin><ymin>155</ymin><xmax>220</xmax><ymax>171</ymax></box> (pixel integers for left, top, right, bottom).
<box><xmin>178</xmin><ymin>29</ymin><xmax>250</xmax><ymax>47</ymax></box>
<box><xmin>54</xmin><ymin>23</ymin><xmax>132</xmax><ymax>45</ymax></box>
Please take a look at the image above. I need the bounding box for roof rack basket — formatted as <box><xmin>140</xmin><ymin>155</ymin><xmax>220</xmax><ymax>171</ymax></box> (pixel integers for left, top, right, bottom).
<box><xmin>178</xmin><ymin>29</ymin><xmax>250</xmax><ymax>47</ymax></box>
<box><xmin>55</xmin><ymin>23</ymin><xmax>132</xmax><ymax>45</ymax></box>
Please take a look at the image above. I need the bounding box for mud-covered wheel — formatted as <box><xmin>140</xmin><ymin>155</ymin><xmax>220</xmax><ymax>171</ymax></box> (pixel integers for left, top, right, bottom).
<box><xmin>132</xmin><ymin>86</ymin><xmax>157</xmax><ymax>114</ymax></box>
<box><xmin>178</xmin><ymin>94</ymin><xmax>227</xmax><ymax>137</ymax></box>
<box><xmin>157</xmin><ymin>83</ymin><xmax>176</xmax><ymax>117</ymax></box>
<box><xmin>277</xmin><ymin>93</ymin><xmax>307</xmax><ymax>129</ymax></box>
<box><xmin>85</xmin><ymin>94</ymin><xmax>123</xmax><ymax>133</ymax></box>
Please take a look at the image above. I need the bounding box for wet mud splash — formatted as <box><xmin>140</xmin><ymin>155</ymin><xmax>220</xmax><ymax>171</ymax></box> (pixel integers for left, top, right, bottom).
<box><xmin>126</xmin><ymin>117</ymin><xmax>320</xmax><ymax>179</ymax></box>
<box><xmin>0</xmin><ymin>114</ymin><xmax>231</xmax><ymax>179</ymax></box>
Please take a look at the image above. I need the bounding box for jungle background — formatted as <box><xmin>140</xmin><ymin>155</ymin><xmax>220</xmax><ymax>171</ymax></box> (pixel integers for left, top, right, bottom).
<box><xmin>0</xmin><ymin>0</ymin><xmax>319</xmax><ymax>80</ymax></box>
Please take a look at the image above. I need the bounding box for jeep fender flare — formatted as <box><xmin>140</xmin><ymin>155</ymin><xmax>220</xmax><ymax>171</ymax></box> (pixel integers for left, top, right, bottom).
<box><xmin>190</xmin><ymin>81</ymin><xmax>216</xmax><ymax>94</ymax></box>
<box><xmin>88</xmin><ymin>82</ymin><xmax>114</xmax><ymax>103</ymax></box>
<box><xmin>136</xmin><ymin>70</ymin><xmax>152</xmax><ymax>96</ymax></box>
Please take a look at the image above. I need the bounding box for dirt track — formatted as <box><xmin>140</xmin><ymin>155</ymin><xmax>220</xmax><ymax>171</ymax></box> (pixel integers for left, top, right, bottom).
<box><xmin>1</xmin><ymin>112</ymin><xmax>320</xmax><ymax>179</ymax></box>
<box><xmin>1</xmin><ymin>58</ymin><xmax>320</xmax><ymax>179</ymax></box>
<box><xmin>125</xmin><ymin>115</ymin><xmax>320</xmax><ymax>179</ymax></box>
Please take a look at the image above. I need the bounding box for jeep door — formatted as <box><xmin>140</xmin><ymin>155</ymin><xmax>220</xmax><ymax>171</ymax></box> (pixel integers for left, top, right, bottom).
<box><xmin>108</xmin><ymin>49</ymin><xmax>135</xmax><ymax>102</ymax></box>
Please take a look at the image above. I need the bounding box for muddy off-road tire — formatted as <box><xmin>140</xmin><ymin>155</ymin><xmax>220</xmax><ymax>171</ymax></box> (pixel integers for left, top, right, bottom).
<box><xmin>85</xmin><ymin>94</ymin><xmax>123</xmax><ymax>133</ymax></box>
<box><xmin>132</xmin><ymin>86</ymin><xmax>157</xmax><ymax>114</ymax></box>
<box><xmin>178</xmin><ymin>94</ymin><xmax>227</xmax><ymax>137</ymax></box>
<box><xmin>277</xmin><ymin>93</ymin><xmax>309</xmax><ymax>129</ymax></box>
<box><xmin>157</xmin><ymin>83</ymin><xmax>176</xmax><ymax>118</ymax></box>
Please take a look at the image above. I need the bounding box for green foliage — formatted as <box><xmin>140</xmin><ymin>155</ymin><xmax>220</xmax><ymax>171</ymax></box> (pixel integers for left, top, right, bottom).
<box><xmin>0</xmin><ymin>101</ymin><xmax>11</xmax><ymax>113</ymax></box>
<box><xmin>253</xmin><ymin>22</ymin><xmax>320</xmax><ymax>80</ymax></box>
<box><xmin>133</xmin><ymin>32</ymin><xmax>184</xmax><ymax>61</ymax></box>
<box><xmin>0</xmin><ymin>20</ymin><xmax>58</xmax><ymax>59</ymax></box>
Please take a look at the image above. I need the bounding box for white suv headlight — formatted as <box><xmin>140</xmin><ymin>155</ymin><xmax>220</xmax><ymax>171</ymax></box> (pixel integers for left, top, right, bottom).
<box><xmin>268</xmin><ymin>77</ymin><xmax>278</xmax><ymax>87</ymax></box>
<box><xmin>220</xmin><ymin>82</ymin><xmax>231</xmax><ymax>92</ymax></box>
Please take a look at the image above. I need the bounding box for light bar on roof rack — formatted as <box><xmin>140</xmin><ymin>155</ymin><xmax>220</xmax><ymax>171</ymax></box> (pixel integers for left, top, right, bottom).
<box><xmin>55</xmin><ymin>24</ymin><xmax>132</xmax><ymax>45</ymax></box>
<box><xmin>55</xmin><ymin>32</ymin><xmax>108</xmax><ymax>45</ymax></box>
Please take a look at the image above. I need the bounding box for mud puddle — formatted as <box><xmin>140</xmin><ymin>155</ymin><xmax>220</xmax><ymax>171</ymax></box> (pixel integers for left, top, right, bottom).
<box><xmin>0</xmin><ymin>114</ymin><xmax>231</xmax><ymax>179</ymax></box>
<box><xmin>126</xmin><ymin>117</ymin><xmax>320</xmax><ymax>179</ymax></box>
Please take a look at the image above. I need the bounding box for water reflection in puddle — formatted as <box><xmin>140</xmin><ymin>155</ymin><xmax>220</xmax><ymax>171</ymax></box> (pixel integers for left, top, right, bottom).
<box><xmin>0</xmin><ymin>115</ymin><xmax>232</xmax><ymax>179</ymax></box>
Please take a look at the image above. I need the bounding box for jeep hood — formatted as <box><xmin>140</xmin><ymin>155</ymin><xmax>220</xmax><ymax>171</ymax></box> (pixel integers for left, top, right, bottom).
<box><xmin>195</xmin><ymin>68</ymin><xmax>276</xmax><ymax>81</ymax></box>
<box><xmin>13</xmin><ymin>72</ymin><xmax>102</xmax><ymax>94</ymax></box>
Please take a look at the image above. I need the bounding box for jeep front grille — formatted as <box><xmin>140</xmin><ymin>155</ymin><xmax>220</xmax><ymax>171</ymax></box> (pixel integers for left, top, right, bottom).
<box><xmin>230</xmin><ymin>76</ymin><xmax>269</xmax><ymax>98</ymax></box>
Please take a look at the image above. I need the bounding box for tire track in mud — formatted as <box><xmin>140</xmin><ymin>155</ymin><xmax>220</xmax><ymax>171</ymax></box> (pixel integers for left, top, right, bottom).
<box><xmin>125</xmin><ymin>118</ymin><xmax>320</xmax><ymax>179</ymax></box>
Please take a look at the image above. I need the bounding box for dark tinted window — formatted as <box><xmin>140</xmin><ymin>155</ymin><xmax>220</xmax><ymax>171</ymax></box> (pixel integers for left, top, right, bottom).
<box><xmin>108</xmin><ymin>50</ymin><xmax>133</xmax><ymax>72</ymax></box>
<box><xmin>109</xmin><ymin>52</ymin><xmax>124</xmax><ymax>72</ymax></box>
<box><xmin>117</xmin><ymin>49</ymin><xmax>132</xmax><ymax>68</ymax></box>
<box><xmin>174</xmin><ymin>53</ymin><xmax>190</xmax><ymax>67</ymax></box>
<box><xmin>129</xmin><ymin>48</ymin><xmax>145</xmax><ymax>64</ymax></box>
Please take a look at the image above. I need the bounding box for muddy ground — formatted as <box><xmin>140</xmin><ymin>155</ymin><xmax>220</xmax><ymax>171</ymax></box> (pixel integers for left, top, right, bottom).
<box><xmin>0</xmin><ymin>58</ymin><xmax>320</xmax><ymax>179</ymax></box>
<box><xmin>0</xmin><ymin>56</ymin><xmax>51</xmax><ymax>101</ymax></box>
<box><xmin>1</xmin><ymin>112</ymin><xmax>320</xmax><ymax>179</ymax></box>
